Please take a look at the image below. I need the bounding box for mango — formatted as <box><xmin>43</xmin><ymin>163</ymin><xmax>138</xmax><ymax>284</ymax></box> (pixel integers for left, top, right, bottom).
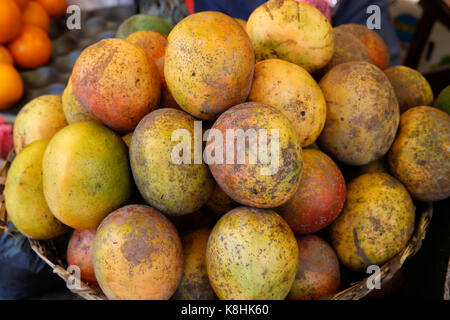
<box><xmin>173</xmin><ymin>229</ymin><xmax>216</xmax><ymax>300</ymax></box>
<box><xmin>208</xmin><ymin>102</ymin><xmax>303</xmax><ymax>208</ymax></box>
<box><xmin>62</xmin><ymin>77</ymin><xmax>96</xmax><ymax>124</ymax></box>
<box><xmin>288</xmin><ymin>235</ymin><xmax>340</xmax><ymax>300</ymax></box>
<box><xmin>71</xmin><ymin>38</ymin><xmax>160</xmax><ymax>132</ymax></box>
<box><xmin>329</xmin><ymin>173</ymin><xmax>415</xmax><ymax>272</ymax></box>
<box><xmin>318</xmin><ymin>28</ymin><xmax>371</xmax><ymax>77</ymax></box>
<box><xmin>384</xmin><ymin>66</ymin><xmax>434</xmax><ymax>113</ymax></box>
<box><xmin>5</xmin><ymin>139</ymin><xmax>69</xmax><ymax>240</ymax></box>
<box><xmin>125</xmin><ymin>30</ymin><xmax>167</xmax><ymax>62</ymax></box>
<box><xmin>388</xmin><ymin>106</ymin><xmax>450</xmax><ymax>201</ymax></box>
<box><xmin>130</xmin><ymin>108</ymin><xmax>214</xmax><ymax>216</ymax></box>
<box><xmin>205</xmin><ymin>184</ymin><xmax>239</xmax><ymax>217</ymax></box>
<box><xmin>116</xmin><ymin>14</ymin><xmax>174</xmax><ymax>38</ymax></box>
<box><xmin>335</xmin><ymin>24</ymin><xmax>390</xmax><ymax>70</ymax></box>
<box><xmin>434</xmin><ymin>85</ymin><xmax>450</xmax><ymax>114</ymax></box>
<box><xmin>318</xmin><ymin>61</ymin><xmax>399</xmax><ymax>165</ymax></box>
<box><xmin>13</xmin><ymin>94</ymin><xmax>67</xmax><ymax>153</ymax></box>
<box><xmin>42</xmin><ymin>121</ymin><xmax>132</xmax><ymax>230</ymax></box>
<box><xmin>248</xmin><ymin>59</ymin><xmax>327</xmax><ymax>147</ymax></box>
<box><xmin>247</xmin><ymin>0</ymin><xmax>334</xmax><ymax>73</ymax></box>
<box><xmin>67</xmin><ymin>229</ymin><xmax>97</xmax><ymax>285</ymax></box>
<box><xmin>93</xmin><ymin>205</ymin><xmax>182</xmax><ymax>300</ymax></box>
<box><xmin>165</xmin><ymin>11</ymin><xmax>254</xmax><ymax>120</ymax></box>
<box><xmin>277</xmin><ymin>149</ymin><xmax>346</xmax><ymax>235</ymax></box>
<box><xmin>206</xmin><ymin>207</ymin><xmax>298</xmax><ymax>300</ymax></box>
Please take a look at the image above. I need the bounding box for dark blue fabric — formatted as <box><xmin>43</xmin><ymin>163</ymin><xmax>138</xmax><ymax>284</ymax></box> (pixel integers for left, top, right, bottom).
<box><xmin>0</xmin><ymin>223</ymin><xmax>65</xmax><ymax>300</ymax></box>
<box><xmin>194</xmin><ymin>0</ymin><xmax>263</xmax><ymax>20</ymax></box>
<box><xmin>193</xmin><ymin>0</ymin><xmax>401</xmax><ymax>66</ymax></box>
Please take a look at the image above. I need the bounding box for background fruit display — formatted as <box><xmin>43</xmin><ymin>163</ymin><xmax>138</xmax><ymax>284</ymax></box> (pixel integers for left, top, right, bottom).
<box><xmin>1</xmin><ymin>0</ymin><xmax>448</xmax><ymax>301</ymax></box>
<box><xmin>0</xmin><ymin>0</ymin><xmax>66</xmax><ymax>110</ymax></box>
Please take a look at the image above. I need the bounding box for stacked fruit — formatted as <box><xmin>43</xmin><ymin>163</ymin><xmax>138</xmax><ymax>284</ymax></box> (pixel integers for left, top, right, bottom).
<box><xmin>4</xmin><ymin>0</ymin><xmax>450</xmax><ymax>300</ymax></box>
<box><xmin>0</xmin><ymin>0</ymin><xmax>66</xmax><ymax>109</ymax></box>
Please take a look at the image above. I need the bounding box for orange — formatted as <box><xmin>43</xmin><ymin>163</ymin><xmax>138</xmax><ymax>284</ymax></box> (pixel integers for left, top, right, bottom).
<box><xmin>22</xmin><ymin>1</ymin><xmax>50</xmax><ymax>31</ymax></box>
<box><xmin>0</xmin><ymin>45</ymin><xmax>13</xmax><ymax>65</ymax></box>
<box><xmin>0</xmin><ymin>0</ymin><xmax>22</xmax><ymax>43</ymax></box>
<box><xmin>13</xmin><ymin>0</ymin><xmax>29</xmax><ymax>10</ymax></box>
<box><xmin>0</xmin><ymin>63</ymin><xmax>24</xmax><ymax>110</ymax></box>
<box><xmin>8</xmin><ymin>25</ymin><xmax>52</xmax><ymax>69</ymax></box>
<box><xmin>35</xmin><ymin>0</ymin><xmax>66</xmax><ymax>19</ymax></box>
<box><xmin>125</xmin><ymin>30</ymin><xmax>167</xmax><ymax>62</ymax></box>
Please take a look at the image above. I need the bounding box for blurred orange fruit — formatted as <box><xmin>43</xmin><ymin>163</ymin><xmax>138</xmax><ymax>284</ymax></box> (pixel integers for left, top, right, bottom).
<box><xmin>8</xmin><ymin>25</ymin><xmax>52</xmax><ymax>69</ymax></box>
<box><xmin>22</xmin><ymin>1</ymin><xmax>50</xmax><ymax>31</ymax></box>
<box><xmin>13</xmin><ymin>0</ymin><xmax>29</xmax><ymax>10</ymax></box>
<box><xmin>36</xmin><ymin>0</ymin><xmax>66</xmax><ymax>19</ymax></box>
<box><xmin>0</xmin><ymin>0</ymin><xmax>22</xmax><ymax>43</ymax></box>
<box><xmin>0</xmin><ymin>45</ymin><xmax>13</xmax><ymax>65</ymax></box>
<box><xmin>0</xmin><ymin>63</ymin><xmax>24</xmax><ymax>109</ymax></box>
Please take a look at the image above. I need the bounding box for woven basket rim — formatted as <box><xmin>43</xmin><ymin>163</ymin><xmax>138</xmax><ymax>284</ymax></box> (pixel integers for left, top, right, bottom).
<box><xmin>0</xmin><ymin>150</ymin><xmax>434</xmax><ymax>300</ymax></box>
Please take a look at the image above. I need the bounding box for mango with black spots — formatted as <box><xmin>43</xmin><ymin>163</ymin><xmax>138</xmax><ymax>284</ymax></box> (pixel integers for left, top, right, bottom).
<box><xmin>208</xmin><ymin>102</ymin><xmax>303</xmax><ymax>208</ymax></box>
<box><xmin>277</xmin><ymin>149</ymin><xmax>346</xmax><ymax>235</ymax></box>
<box><xmin>318</xmin><ymin>61</ymin><xmax>399</xmax><ymax>165</ymax></box>
<box><xmin>206</xmin><ymin>207</ymin><xmax>298</xmax><ymax>300</ymax></box>
<box><xmin>248</xmin><ymin>59</ymin><xmax>327</xmax><ymax>147</ymax></box>
<box><xmin>130</xmin><ymin>108</ymin><xmax>215</xmax><ymax>216</ymax></box>
<box><xmin>93</xmin><ymin>205</ymin><xmax>183</xmax><ymax>300</ymax></box>
<box><xmin>384</xmin><ymin>66</ymin><xmax>434</xmax><ymax>113</ymax></box>
<box><xmin>317</xmin><ymin>28</ymin><xmax>371</xmax><ymax>77</ymax></box>
<box><xmin>5</xmin><ymin>139</ymin><xmax>69</xmax><ymax>240</ymax></box>
<box><xmin>329</xmin><ymin>173</ymin><xmax>415</xmax><ymax>272</ymax></box>
<box><xmin>388</xmin><ymin>106</ymin><xmax>450</xmax><ymax>202</ymax></box>
<box><xmin>164</xmin><ymin>11</ymin><xmax>254</xmax><ymax>120</ymax></box>
<box><xmin>71</xmin><ymin>38</ymin><xmax>160</xmax><ymax>132</ymax></box>
<box><xmin>288</xmin><ymin>235</ymin><xmax>340</xmax><ymax>300</ymax></box>
<box><xmin>173</xmin><ymin>228</ymin><xmax>216</xmax><ymax>300</ymax></box>
<box><xmin>42</xmin><ymin>121</ymin><xmax>132</xmax><ymax>230</ymax></box>
<box><xmin>247</xmin><ymin>0</ymin><xmax>334</xmax><ymax>73</ymax></box>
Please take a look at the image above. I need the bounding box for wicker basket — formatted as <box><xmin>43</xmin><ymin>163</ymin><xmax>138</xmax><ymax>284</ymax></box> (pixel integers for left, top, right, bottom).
<box><xmin>0</xmin><ymin>151</ymin><xmax>434</xmax><ymax>300</ymax></box>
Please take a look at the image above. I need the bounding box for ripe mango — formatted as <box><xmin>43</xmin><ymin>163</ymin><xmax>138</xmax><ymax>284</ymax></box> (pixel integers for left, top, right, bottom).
<box><xmin>93</xmin><ymin>205</ymin><xmax>182</xmax><ymax>300</ymax></box>
<box><xmin>318</xmin><ymin>61</ymin><xmax>399</xmax><ymax>165</ymax></box>
<box><xmin>165</xmin><ymin>11</ymin><xmax>254</xmax><ymax>120</ymax></box>
<box><xmin>130</xmin><ymin>108</ymin><xmax>214</xmax><ymax>216</ymax></box>
<box><xmin>388</xmin><ymin>106</ymin><xmax>450</xmax><ymax>201</ymax></box>
<box><xmin>206</xmin><ymin>207</ymin><xmax>298</xmax><ymax>300</ymax></box>
<box><xmin>247</xmin><ymin>0</ymin><xmax>334</xmax><ymax>73</ymax></box>
<box><xmin>13</xmin><ymin>94</ymin><xmax>67</xmax><ymax>153</ymax></box>
<box><xmin>5</xmin><ymin>139</ymin><xmax>69</xmax><ymax>239</ymax></box>
<box><xmin>173</xmin><ymin>229</ymin><xmax>216</xmax><ymax>300</ymax></box>
<box><xmin>248</xmin><ymin>59</ymin><xmax>327</xmax><ymax>147</ymax></box>
<box><xmin>329</xmin><ymin>173</ymin><xmax>415</xmax><ymax>272</ymax></box>
<box><xmin>42</xmin><ymin>121</ymin><xmax>132</xmax><ymax>229</ymax></box>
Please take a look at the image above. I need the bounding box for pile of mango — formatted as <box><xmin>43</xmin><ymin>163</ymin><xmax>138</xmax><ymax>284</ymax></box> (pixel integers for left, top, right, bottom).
<box><xmin>4</xmin><ymin>0</ymin><xmax>450</xmax><ymax>300</ymax></box>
